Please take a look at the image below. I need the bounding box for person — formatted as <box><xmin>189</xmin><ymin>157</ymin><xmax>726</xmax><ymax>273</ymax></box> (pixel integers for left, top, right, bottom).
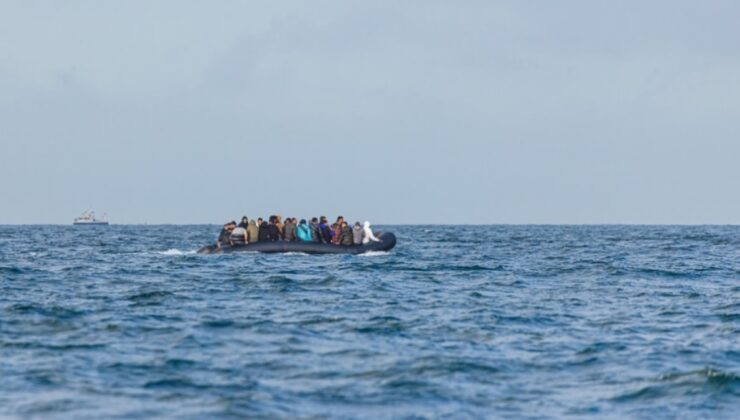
<box><xmin>283</xmin><ymin>218</ymin><xmax>297</xmax><ymax>241</ymax></box>
<box><xmin>230</xmin><ymin>224</ymin><xmax>248</xmax><ymax>246</ymax></box>
<box><xmin>362</xmin><ymin>221</ymin><xmax>381</xmax><ymax>244</ymax></box>
<box><xmin>296</xmin><ymin>219</ymin><xmax>313</xmax><ymax>241</ymax></box>
<box><xmin>339</xmin><ymin>221</ymin><xmax>354</xmax><ymax>245</ymax></box>
<box><xmin>247</xmin><ymin>219</ymin><xmax>259</xmax><ymax>243</ymax></box>
<box><xmin>257</xmin><ymin>218</ymin><xmax>263</xmax><ymax>227</ymax></box>
<box><xmin>275</xmin><ymin>215</ymin><xmax>284</xmax><ymax>238</ymax></box>
<box><xmin>330</xmin><ymin>223</ymin><xmax>342</xmax><ymax>245</ymax></box>
<box><xmin>238</xmin><ymin>216</ymin><xmax>249</xmax><ymax>229</ymax></box>
<box><xmin>352</xmin><ymin>221</ymin><xmax>364</xmax><ymax>245</ymax></box>
<box><xmin>267</xmin><ymin>216</ymin><xmax>281</xmax><ymax>241</ymax></box>
<box><xmin>319</xmin><ymin>216</ymin><xmax>333</xmax><ymax>243</ymax></box>
<box><xmin>336</xmin><ymin>216</ymin><xmax>345</xmax><ymax>226</ymax></box>
<box><xmin>310</xmin><ymin>217</ymin><xmax>322</xmax><ymax>243</ymax></box>
<box><xmin>258</xmin><ymin>219</ymin><xmax>270</xmax><ymax>242</ymax></box>
<box><xmin>217</xmin><ymin>221</ymin><xmax>237</xmax><ymax>247</ymax></box>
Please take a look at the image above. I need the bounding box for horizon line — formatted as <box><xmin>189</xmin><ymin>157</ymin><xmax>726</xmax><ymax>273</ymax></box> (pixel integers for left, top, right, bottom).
<box><xmin>2</xmin><ymin>223</ymin><xmax>740</xmax><ymax>227</ymax></box>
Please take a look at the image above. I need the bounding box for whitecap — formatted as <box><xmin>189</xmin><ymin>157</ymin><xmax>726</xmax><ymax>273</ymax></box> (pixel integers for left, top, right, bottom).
<box><xmin>158</xmin><ymin>249</ymin><xmax>196</xmax><ymax>256</ymax></box>
<box><xmin>358</xmin><ymin>251</ymin><xmax>389</xmax><ymax>257</ymax></box>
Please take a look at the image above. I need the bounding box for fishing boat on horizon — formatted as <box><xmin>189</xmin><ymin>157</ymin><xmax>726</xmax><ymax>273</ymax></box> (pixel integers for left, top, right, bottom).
<box><xmin>73</xmin><ymin>210</ymin><xmax>109</xmax><ymax>226</ymax></box>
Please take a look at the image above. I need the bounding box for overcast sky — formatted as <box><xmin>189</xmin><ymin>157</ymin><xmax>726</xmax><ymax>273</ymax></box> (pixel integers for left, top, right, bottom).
<box><xmin>1</xmin><ymin>1</ymin><xmax>738</xmax><ymax>224</ymax></box>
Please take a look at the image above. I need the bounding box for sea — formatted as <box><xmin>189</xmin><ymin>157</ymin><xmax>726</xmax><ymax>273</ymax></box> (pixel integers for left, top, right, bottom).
<box><xmin>0</xmin><ymin>225</ymin><xmax>738</xmax><ymax>419</ymax></box>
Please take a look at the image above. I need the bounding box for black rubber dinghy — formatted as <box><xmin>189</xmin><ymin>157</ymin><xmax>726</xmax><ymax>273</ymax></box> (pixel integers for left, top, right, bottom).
<box><xmin>198</xmin><ymin>232</ymin><xmax>396</xmax><ymax>255</ymax></box>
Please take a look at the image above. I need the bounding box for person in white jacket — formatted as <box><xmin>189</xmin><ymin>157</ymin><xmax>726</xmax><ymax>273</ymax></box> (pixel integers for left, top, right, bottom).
<box><xmin>362</xmin><ymin>221</ymin><xmax>382</xmax><ymax>244</ymax></box>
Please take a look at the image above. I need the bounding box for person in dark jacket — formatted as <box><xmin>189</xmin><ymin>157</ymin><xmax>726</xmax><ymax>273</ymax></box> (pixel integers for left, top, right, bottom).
<box><xmin>267</xmin><ymin>216</ymin><xmax>281</xmax><ymax>241</ymax></box>
<box><xmin>310</xmin><ymin>217</ymin><xmax>322</xmax><ymax>243</ymax></box>
<box><xmin>258</xmin><ymin>221</ymin><xmax>270</xmax><ymax>242</ymax></box>
<box><xmin>319</xmin><ymin>216</ymin><xmax>333</xmax><ymax>243</ymax></box>
<box><xmin>238</xmin><ymin>216</ymin><xmax>249</xmax><ymax>229</ymax></box>
<box><xmin>339</xmin><ymin>221</ymin><xmax>354</xmax><ymax>246</ymax></box>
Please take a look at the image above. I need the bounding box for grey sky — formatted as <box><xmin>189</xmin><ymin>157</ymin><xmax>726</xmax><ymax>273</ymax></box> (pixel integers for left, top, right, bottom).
<box><xmin>1</xmin><ymin>1</ymin><xmax>739</xmax><ymax>224</ymax></box>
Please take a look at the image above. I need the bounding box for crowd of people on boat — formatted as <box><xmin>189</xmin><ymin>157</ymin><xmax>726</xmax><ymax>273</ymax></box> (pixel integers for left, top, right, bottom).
<box><xmin>216</xmin><ymin>215</ymin><xmax>381</xmax><ymax>247</ymax></box>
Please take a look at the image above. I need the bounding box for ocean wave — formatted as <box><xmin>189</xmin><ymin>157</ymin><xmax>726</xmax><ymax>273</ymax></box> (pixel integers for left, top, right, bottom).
<box><xmin>611</xmin><ymin>368</ymin><xmax>740</xmax><ymax>403</ymax></box>
<box><xmin>357</xmin><ymin>251</ymin><xmax>390</xmax><ymax>257</ymax></box>
<box><xmin>157</xmin><ymin>249</ymin><xmax>196</xmax><ymax>256</ymax></box>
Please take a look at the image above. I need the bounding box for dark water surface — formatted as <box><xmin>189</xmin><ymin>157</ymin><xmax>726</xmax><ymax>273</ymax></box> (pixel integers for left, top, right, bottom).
<box><xmin>1</xmin><ymin>225</ymin><xmax>738</xmax><ymax>418</ymax></box>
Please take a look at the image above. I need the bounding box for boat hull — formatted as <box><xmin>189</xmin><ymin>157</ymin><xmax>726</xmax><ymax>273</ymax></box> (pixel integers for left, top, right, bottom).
<box><xmin>198</xmin><ymin>232</ymin><xmax>396</xmax><ymax>255</ymax></box>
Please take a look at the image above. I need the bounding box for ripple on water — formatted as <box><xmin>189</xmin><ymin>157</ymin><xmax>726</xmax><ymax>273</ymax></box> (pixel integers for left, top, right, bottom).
<box><xmin>611</xmin><ymin>368</ymin><xmax>740</xmax><ymax>406</ymax></box>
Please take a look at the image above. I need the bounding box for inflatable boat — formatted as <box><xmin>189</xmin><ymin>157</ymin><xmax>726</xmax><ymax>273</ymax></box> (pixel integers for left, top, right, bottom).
<box><xmin>197</xmin><ymin>232</ymin><xmax>396</xmax><ymax>255</ymax></box>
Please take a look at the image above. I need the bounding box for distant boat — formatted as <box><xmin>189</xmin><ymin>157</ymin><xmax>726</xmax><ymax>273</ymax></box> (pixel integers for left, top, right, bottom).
<box><xmin>73</xmin><ymin>210</ymin><xmax>109</xmax><ymax>225</ymax></box>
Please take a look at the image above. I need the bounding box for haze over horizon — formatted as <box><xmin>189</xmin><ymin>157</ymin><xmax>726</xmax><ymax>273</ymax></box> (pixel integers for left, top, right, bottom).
<box><xmin>2</xmin><ymin>1</ymin><xmax>739</xmax><ymax>225</ymax></box>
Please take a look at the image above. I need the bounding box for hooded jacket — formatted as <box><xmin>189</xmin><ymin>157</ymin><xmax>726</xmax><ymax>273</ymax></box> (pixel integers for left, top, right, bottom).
<box><xmin>352</xmin><ymin>224</ymin><xmax>364</xmax><ymax>245</ymax></box>
<box><xmin>296</xmin><ymin>223</ymin><xmax>313</xmax><ymax>241</ymax></box>
<box><xmin>247</xmin><ymin>220</ymin><xmax>259</xmax><ymax>243</ymax></box>
<box><xmin>362</xmin><ymin>221</ymin><xmax>380</xmax><ymax>244</ymax></box>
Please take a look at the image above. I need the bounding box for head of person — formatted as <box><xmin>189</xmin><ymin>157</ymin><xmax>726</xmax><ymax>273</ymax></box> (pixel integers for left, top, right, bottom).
<box><xmin>249</xmin><ymin>219</ymin><xmax>256</xmax><ymax>226</ymax></box>
<box><xmin>354</xmin><ymin>221</ymin><xmax>361</xmax><ymax>228</ymax></box>
<box><xmin>258</xmin><ymin>218</ymin><xmax>263</xmax><ymax>224</ymax></box>
<box><xmin>320</xmin><ymin>216</ymin><xmax>327</xmax><ymax>224</ymax></box>
<box><xmin>299</xmin><ymin>219</ymin><xmax>306</xmax><ymax>225</ymax></box>
<box><xmin>364</xmin><ymin>221</ymin><xmax>371</xmax><ymax>228</ymax></box>
<box><xmin>336</xmin><ymin>216</ymin><xmax>344</xmax><ymax>224</ymax></box>
<box><xmin>311</xmin><ymin>217</ymin><xmax>318</xmax><ymax>223</ymax></box>
<box><xmin>241</xmin><ymin>216</ymin><xmax>248</xmax><ymax>224</ymax></box>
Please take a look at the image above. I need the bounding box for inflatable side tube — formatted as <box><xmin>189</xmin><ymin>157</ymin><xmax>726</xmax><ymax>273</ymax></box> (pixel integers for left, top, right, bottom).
<box><xmin>198</xmin><ymin>232</ymin><xmax>396</xmax><ymax>255</ymax></box>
